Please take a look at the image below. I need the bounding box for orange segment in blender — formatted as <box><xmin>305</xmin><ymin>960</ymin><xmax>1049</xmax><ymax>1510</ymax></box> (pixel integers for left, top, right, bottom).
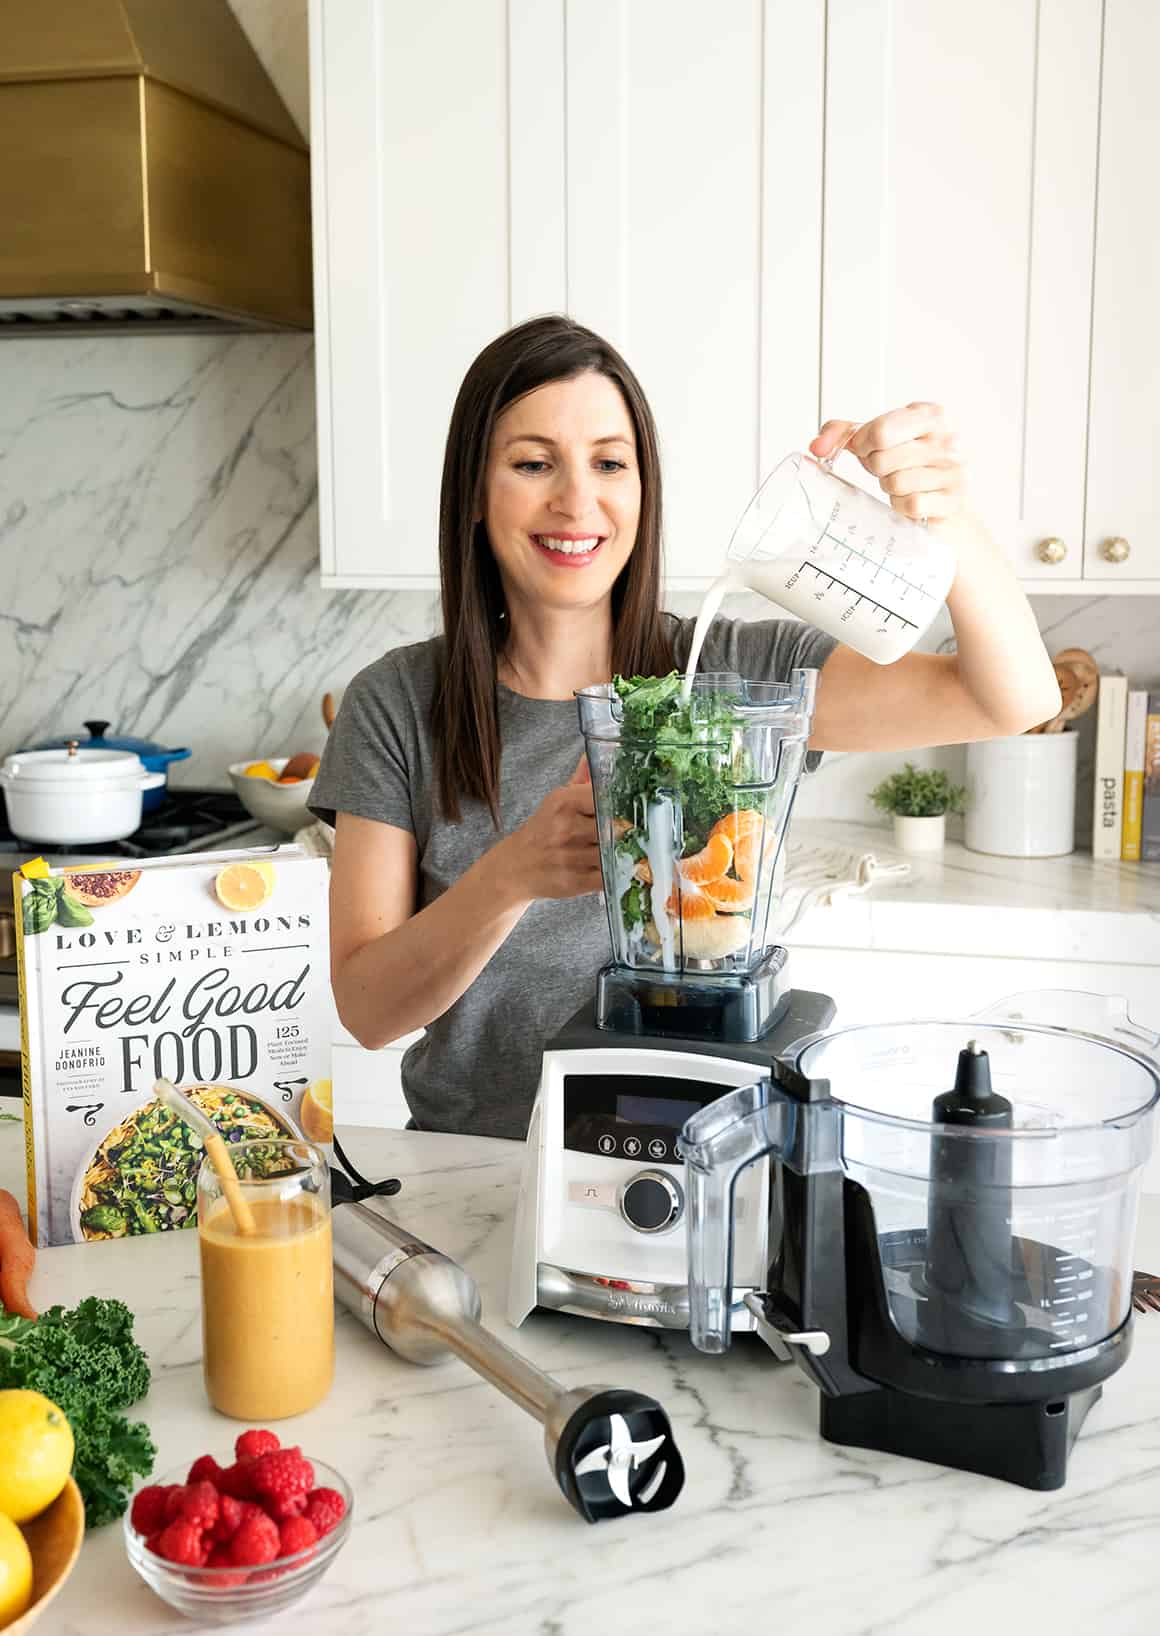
<box><xmin>676</xmin><ymin>831</ymin><xmax>733</xmax><ymax>884</ymax></box>
<box><xmin>702</xmin><ymin>875</ymin><xmax>756</xmax><ymax>912</ymax></box>
<box><xmin>665</xmin><ymin>882</ymin><xmax>719</xmax><ymax>920</ymax></box>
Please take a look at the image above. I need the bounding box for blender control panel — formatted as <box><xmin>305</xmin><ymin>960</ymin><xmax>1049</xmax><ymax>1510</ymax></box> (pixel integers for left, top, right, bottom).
<box><xmin>562</xmin><ymin>1073</ymin><xmax>722</xmax><ymax>1165</ymax></box>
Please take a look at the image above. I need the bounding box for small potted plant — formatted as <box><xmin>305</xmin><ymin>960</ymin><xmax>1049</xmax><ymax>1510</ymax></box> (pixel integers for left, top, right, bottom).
<box><xmin>868</xmin><ymin>763</ymin><xmax>967</xmax><ymax>854</ymax></box>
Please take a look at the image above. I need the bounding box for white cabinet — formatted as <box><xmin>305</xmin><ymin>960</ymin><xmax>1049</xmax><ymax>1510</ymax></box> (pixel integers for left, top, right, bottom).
<box><xmin>823</xmin><ymin>0</ymin><xmax>1101</xmax><ymax>585</ymax></box>
<box><xmin>311</xmin><ymin>0</ymin><xmax>1157</xmax><ymax>591</ymax></box>
<box><xmin>310</xmin><ymin>0</ymin><xmax>826</xmax><ymax>589</ymax></box>
<box><xmin>824</xmin><ymin>0</ymin><xmax>1159</xmax><ymax>590</ymax></box>
<box><xmin>1083</xmin><ymin>0</ymin><xmax>1160</xmax><ymax>583</ymax></box>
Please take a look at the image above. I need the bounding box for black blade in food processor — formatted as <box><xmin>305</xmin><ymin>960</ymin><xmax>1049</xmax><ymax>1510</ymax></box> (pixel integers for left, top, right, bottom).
<box><xmin>916</xmin><ymin>1039</ymin><xmax>1018</xmax><ymax>1353</ymax></box>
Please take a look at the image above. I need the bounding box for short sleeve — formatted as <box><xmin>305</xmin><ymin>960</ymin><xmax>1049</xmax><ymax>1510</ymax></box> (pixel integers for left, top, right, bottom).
<box><xmin>668</xmin><ymin>613</ymin><xmax>836</xmax><ymax>771</ymax></box>
<box><xmin>307</xmin><ymin>657</ymin><xmax>416</xmax><ymax>832</ymax></box>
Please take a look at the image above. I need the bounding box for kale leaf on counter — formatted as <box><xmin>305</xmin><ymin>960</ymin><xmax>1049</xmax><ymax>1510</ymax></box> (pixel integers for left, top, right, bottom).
<box><xmin>0</xmin><ymin>1295</ymin><xmax>156</xmax><ymax>1527</ymax></box>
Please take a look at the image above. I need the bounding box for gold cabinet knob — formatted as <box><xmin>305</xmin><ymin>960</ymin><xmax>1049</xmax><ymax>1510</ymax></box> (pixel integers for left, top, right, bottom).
<box><xmin>1036</xmin><ymin>537</ymin><xmax>1067</xmax><ymax>564</ymax></box>
<box><xmin>1100</xmin><ymin>536</ymin><xmax>1131</xmax><ymax>564</ymax></box>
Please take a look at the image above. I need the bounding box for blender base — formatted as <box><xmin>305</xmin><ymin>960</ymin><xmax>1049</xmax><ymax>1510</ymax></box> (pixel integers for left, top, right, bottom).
<box><xmin>819</xmin><ymin>1381</ymin><xmax>1103</xmax><ymax>1491</ymax></box>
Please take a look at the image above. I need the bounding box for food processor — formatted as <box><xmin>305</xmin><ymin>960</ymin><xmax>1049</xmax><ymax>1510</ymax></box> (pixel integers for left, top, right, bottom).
<box><xmin>509</xmin><ymin>668</ymin><xmax>834</xmax><ymax>1332</ymax></box>
<box><xmin>678</xmin><ymin>989</ymin><xmax>1160</xmax><ymax>1489</ymax></box>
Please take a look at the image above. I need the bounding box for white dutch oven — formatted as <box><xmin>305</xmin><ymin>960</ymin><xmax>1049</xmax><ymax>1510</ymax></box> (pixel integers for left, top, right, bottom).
<box><xmin>0</xmin><ymin>746</ymin><xmax>166</xmax><ymax>844</ymax></box>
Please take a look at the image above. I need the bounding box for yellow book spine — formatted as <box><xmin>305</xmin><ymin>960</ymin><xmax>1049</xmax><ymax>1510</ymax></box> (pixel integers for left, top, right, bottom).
<box><xmin>1121</xmin><ymin>770</ymin><xmax>1143</xmax><ymax>861</ymax></box>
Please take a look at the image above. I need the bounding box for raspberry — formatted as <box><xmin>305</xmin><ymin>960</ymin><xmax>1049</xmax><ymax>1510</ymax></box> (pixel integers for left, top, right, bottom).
<box><xmin>163</xmin><ymin>1485</ymin><xmax>192</xmax><ymax>1524</ymax></box>
<box><xmin>278</xmin><ymin>1516</ymin><xmax>319</xmax><ymax>1558</ymax></box>
<box><xmin>211</xmin><ymin>1493</ymin><xmax>246</xmax><ymax>1543</ymax></box>
<box><xmin>156</xmin><ymin>1519</ymin><xmax>205</xmax><ymax>1567</ymax></box>
<box><xmin>216</xmin><ymin>1461</ymin><xmax>255</xmax><ymax>1500</ymax></box>
<box><xmin>229</xmin><ymin>1511</ymin><xmax>280</xmax><ymax>1568</ymax></box>
<box><xmin>235</xmin><ymin>1428</ymin><xmax>281</xmax><ymax>1462</ymax></box>
<box><xmin>177</xmin><ymin>1480</ymin><xmax>219</xmax><ymax>1532</ymax></box>
<box><xmin>304</xmin><ymin>1488</ymin><xmax>346</xmax><ymax>1537</ymax></box>
<box><xmin>145</xmin><ymin>1532</ymin><xmax>165</xmax><ymax>1557</ymax></box>
<box><xmin>206</xmin><ymin>1546</ymin><xmax>247</xmax><ymax>1588</ymax></box>
<box><xmin>248</xmin><ymin>1449</ymin><xmax>314</xmax><ymax>1517</ymax></box>
<box><xmin>267</xmin><ymin>1490</ymin><xmax>308</xmax><ymax>1522</ymax></box>
<box><xmin>130</xmin><ymin>1485</ymin><xmax>171</xmax><ymax>1537</ymax></box>
<box><xmin>187</xmin><ymin>1454</ymin><xmax>224</xmax><ymax>1486</ymax></box>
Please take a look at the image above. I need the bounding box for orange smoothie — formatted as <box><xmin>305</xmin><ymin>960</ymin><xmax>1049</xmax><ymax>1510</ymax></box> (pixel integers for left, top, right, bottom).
<box><xmin>198</xmin><ymin>1195</ymin><xmax>334</xmax><ymax>1420</ymax></box>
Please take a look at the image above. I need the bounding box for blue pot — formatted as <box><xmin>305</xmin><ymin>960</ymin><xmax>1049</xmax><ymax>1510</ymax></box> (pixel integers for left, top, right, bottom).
<box><xmin>26</xmin><ymin>720</ymin><xmax>191</xmax><ymax>813</ymax></box>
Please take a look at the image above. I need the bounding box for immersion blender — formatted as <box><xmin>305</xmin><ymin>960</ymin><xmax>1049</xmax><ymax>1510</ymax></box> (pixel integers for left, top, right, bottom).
<box><xmin>331</xmin><ymin>1198</ymin><xmax>685</xmax><ymax>1523</ymax></box>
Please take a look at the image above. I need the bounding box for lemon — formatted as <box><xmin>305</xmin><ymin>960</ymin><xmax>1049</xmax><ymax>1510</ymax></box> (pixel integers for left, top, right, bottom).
<box><xmin>244</xmin><ymin>761</ymin><xmax>279</xmax><ymax>779</ymax></box>
<box><xmin>0</xmin><ymin>1512</ymin><xmax>33</xmax><ymax>1626</ymax></box>
<box><xmin>0</xmin><ymin>1390</ymin><xmax>74</xmax><ymax>1524</ymax></box>
<box><xmin>300</xmin><ymin>1079</ymin><xmax>334</xmax><ymax>1144</ymax></box>
<box><xmin>214</xmin><ymin>860</ymin><xmax>275</xmax><ymax>911</ymax></box>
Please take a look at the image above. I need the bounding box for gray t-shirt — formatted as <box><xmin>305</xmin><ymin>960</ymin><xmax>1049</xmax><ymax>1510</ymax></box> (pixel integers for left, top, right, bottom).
<box><xmin>309</xmin><ymin>614</ymin><xmax>835</xmax><ymax>1138</ymax></box>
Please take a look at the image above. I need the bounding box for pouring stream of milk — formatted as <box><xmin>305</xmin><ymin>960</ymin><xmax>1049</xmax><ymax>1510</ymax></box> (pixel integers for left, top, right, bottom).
<box><xmin>680</xmin><ymin>572</ymin><xmax>738</xmax><ymax>703</ymax></box>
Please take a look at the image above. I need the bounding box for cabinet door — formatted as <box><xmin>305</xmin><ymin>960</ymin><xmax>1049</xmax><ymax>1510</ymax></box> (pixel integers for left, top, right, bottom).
<box><xmin>555</xmin><ymin>0</ymin><xmax>825</xmax><ymax>587</ymax></box>
<box><xmin>310</xmin><ymin>0</ymin><xmax>511</xmax><ymax>588</ymax></box>
<box><xmin>311</xmin><ymin>0</ymin><xmax>825</xmax><ymax>589</ymax></box>
<box><xmin>822</xmin><ymin>0</ymin><xmax>1101</xmax><ymax>583</ymax></box>
<box><xmin>1083</xmin><ymin>0</ymin><xmax>1160</xmax><ymax>581</ymax></box>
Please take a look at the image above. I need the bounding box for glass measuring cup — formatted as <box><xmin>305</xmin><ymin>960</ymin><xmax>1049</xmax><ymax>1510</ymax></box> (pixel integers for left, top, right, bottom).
<box><xmin>716</xmin><ymin>451</ymin><xmax>957</xmax><ymax>665</ymax></box>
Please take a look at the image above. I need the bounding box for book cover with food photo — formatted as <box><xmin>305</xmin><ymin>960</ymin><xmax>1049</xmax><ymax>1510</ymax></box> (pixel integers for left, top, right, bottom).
<box><xmin>12</xmin><ymin>847</ymin><xmax>332</xmax><ymax>1247</ymax></box>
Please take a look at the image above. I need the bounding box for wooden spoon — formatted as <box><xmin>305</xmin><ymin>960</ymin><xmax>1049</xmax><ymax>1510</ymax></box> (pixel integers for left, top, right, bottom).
<box><xmin>1030</xmin><ymin>659</ymin><xmax>1098</xmax><ymax>734</ymax></box>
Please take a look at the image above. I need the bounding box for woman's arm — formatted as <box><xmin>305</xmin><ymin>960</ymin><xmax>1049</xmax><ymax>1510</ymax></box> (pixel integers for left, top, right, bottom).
<box><xmin>806</xmin><ymin>406</ymin><xmax>1062</xmax><ymax>752</ymax></box>
<box><xmin>329</xmin><ymin>761</ymin><xmax>601</xmax><ymax>1049</ymax></box>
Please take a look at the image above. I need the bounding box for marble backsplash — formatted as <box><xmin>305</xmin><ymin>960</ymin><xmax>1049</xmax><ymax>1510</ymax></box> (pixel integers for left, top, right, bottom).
<box><xmin>1</xmin><ymin>333</ymin><xmax>1157</xmax><ymax>844</ymax></box>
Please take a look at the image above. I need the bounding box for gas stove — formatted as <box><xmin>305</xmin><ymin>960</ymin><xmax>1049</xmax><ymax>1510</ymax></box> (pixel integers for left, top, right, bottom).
<box><xmin>0</xmin><ymin>788</ymin><xmax>270</xmax><ymax>1054</ymax></box>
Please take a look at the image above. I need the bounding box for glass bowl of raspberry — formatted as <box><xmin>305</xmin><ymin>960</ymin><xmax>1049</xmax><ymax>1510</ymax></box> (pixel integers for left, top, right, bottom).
<box><xmin>123</xmin><ymin>1439</ymin><xmax>353</xmax><ymax>1624</ymax></box>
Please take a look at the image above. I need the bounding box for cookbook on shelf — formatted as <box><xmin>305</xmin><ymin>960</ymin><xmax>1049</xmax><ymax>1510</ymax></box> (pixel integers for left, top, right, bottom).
<box><xmin>11</xmin><ymin>846</ymin><xmax>332</xmax><ymax>1247</ymax></box>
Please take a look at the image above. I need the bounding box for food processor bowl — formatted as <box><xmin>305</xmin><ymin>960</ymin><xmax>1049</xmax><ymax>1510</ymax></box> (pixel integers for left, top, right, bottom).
<box><xmin>680</xmin><ymin>992</ymin><xmax>1160</xmax><ymax>1362</ymax></box>
<box><xmin>577</xmin><ymin>669</ymin><xmax>817</xmax><ymax>980</ymax></box>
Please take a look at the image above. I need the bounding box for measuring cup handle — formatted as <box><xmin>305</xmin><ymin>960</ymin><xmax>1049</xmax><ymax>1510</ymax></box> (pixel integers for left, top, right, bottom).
<box><xmin>818</xmin><ymin>421</ymin><xmax>929</xmax><ymax>527</ymax></box>
<box><xmin>817</xmin><ymin>420</ymin><xmax>863</xmax><ymax>472</ymax></box>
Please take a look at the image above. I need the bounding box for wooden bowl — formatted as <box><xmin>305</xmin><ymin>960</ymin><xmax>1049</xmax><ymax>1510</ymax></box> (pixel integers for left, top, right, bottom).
<box><xmin>8</xmin><ymin>1478</ymin><xmax>84</xmax><ymax>1635</ymax></box>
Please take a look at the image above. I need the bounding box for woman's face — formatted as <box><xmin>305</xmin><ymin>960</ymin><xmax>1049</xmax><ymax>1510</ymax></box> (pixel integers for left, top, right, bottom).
<box><xmin>483</xmin><ymin>371</ymin><xmax>641</xmax><ymax>614</ymax></box>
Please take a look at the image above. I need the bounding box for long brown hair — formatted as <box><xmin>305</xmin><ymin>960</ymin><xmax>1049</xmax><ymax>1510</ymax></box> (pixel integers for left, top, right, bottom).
<box><xmin>434</xmin><ymin>314</ymin><xmax>674</xmax><ymax>825</ymax></box>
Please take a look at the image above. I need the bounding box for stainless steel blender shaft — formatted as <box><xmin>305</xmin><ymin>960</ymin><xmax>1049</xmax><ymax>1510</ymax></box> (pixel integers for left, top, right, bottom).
<box><xmin>332</xmin><ymin>1199</ymin><xmax>684</xmax><ymax>1522</ymax></box>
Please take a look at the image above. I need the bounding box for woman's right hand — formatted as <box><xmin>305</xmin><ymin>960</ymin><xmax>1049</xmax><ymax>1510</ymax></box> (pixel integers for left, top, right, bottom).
<box><xmin>490</xmin><ymin>757</ymin><xmax>603</xmax><ymax>905</ymax></box>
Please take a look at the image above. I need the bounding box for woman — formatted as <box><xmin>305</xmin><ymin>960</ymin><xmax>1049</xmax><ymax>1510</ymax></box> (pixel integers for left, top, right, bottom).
<box><xmin>309</xmin><ymin>315</ymin><xmax>1059</xmax><ymax>1138</ymax></box>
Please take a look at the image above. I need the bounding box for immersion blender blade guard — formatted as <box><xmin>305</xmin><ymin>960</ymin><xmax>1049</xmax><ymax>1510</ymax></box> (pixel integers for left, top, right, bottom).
<box><xmin>331</xmin><ymin>1199</ymin><xmax>684</xmax><ymax>1523</ymax></box>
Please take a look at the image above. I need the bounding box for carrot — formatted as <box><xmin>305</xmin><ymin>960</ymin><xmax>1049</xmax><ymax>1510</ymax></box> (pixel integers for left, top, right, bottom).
<box><xmin>0</xmin><ymin>1189</ymin><xmax>37</xmax><ymax>1320</ymax></box>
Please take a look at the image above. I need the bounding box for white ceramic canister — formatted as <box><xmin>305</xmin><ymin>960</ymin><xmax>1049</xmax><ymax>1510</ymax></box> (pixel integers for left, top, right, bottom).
<box><xmin>964</xmin><ymin>731</ymin><xmax>1077</xmax><ymax>858</ymax></box>
<box><xmin>0</xmin><ymin>747</ymin><xmax>166</xmax><ymax>844</ymax></box>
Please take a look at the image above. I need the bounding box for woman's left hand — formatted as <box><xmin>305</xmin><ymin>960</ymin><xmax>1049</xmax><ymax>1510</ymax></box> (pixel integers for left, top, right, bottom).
<box><xmin>809</xmin><ymin>403</ymin><xmax>968</xmax><ymax>523</ymax></box>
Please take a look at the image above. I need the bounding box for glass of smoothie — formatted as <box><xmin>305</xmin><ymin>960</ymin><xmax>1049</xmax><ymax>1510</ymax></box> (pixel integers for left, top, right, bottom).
<box><xmin>197</xmin><ymin>1138</ymin><xmax>334</xmax><ymax>1420</ymax></box>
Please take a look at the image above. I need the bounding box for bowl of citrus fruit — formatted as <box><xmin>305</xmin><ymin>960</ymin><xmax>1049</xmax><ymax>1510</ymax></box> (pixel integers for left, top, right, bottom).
<box><xmin>0</xmin><ymin>1390</ymin><xmax>84</xmax><ymax>1635</ymax></box>
<box><xmin>228</xmin><ymin>755</ymin><xmax>319</xmax><ymax>835</ymax></box>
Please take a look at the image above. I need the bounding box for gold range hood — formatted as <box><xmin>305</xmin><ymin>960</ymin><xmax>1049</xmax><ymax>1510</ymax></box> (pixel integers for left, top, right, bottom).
<box><xmin>0</xmin><ymin>0</ymin><xmax>311</xmax><ymax>333</ymax></box>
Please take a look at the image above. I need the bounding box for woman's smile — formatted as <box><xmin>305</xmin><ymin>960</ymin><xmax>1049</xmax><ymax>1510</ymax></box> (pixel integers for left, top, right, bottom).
<box><xmin>530</xmin><ymin>531</ymin><xmax>607</xmax><ymax>566</ymax></box>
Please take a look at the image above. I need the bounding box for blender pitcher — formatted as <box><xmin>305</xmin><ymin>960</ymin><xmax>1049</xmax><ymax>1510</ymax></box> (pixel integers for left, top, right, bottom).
<box><xmin>578</xmin><ymin>668</ymin><xmax>817</xmax><ymax>981</ymax></box>
<box><xmin>677</xmin><ymin>990</ymin><xmax>1160</xmax><ymax>1490</ymax></box>
<box><xmin>703</xmin><ymin>451</ymin><xmax>957</xmax><ymax>665</ymax></box>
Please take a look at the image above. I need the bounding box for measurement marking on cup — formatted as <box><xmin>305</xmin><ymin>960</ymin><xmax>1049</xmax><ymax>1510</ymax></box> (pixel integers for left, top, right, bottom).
<box><xmin>794</xmin><ymin>563</ymin><xmax>920</xmax><ymax>630</ymax></box>
<box><xmin>820</xmin><ymin>531</ymin><xmax>937</xmax><ymax>598</ymax></box>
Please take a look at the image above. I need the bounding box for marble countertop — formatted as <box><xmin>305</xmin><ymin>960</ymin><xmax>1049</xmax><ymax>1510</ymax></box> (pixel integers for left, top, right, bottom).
<box><xmin>788</xmin><ymin>819</ymin><xmax>1160</xmax><ymax>961</ymax></box>
<box><xmin>6</xmin><ymin>1118</ymin><xmax>1160</xmax><ymax>1636</ymax></box>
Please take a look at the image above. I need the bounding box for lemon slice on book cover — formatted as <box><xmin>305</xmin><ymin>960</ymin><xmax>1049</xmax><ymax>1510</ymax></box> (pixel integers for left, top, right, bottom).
<box><xmin>214</xmin><ymin>860</ymin><xmax>275</xmax><ymax>911</ymax></box>
<box><xmin>300</xmin><ymin>1079</ymin><xmax>333</xmax><ymax>1144</ymax></box>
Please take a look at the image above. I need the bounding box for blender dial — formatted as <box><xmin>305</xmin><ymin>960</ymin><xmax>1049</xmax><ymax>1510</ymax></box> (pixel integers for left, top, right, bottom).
<box><xmin>619</xmin><ymin>1170</ymin><xmax>684</xmax><ymax>1234</ymax></box>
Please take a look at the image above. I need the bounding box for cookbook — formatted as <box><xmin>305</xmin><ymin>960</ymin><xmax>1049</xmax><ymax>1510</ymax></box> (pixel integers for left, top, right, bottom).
<box><xmin>13</xmin><ymin>846</ymin><xmax>332</xmax><ymax>1247</ymax></box>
